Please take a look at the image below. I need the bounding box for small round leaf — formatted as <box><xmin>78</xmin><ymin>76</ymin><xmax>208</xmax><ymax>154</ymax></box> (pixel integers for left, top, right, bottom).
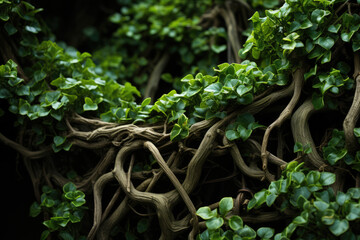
<box><xmin>257</xmin><ymin>227</ymin><xmax>275</xmax><ymax>239</ymax></box>
<box><xmin>229</xmin><ymin>215</ymin><xmax>243</xmax><ymax>231</ymax></box>
<box><xmin>219</xmin><ymin>197</ymin><xmax>233</xmax><ymax>215</ymax></box>
<box><xmin>205</xmin><ymin>216</ymin><xmax>224</xmax><ymax>230</ymax></box>
<box><xmin>196</xmin><ymin>207</ymin><xmax>216</xmax><ymax>220</ymax></box>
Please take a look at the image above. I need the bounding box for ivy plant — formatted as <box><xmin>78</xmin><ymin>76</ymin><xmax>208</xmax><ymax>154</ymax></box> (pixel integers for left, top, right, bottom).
<box><xmin>29</xmin><ymin>182</ymin><xmax>87</xmax><ymax>240</ymax></box>
<box><xmin>197</xmin><ymin>161</ymin><xmax>360</xmax><ymax>239</ymax></box>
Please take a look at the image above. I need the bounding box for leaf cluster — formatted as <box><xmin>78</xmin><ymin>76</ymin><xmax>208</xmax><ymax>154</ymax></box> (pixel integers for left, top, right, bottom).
<box><xmin>92</xmin><ymin>0</ymin><xmax>226</xmax><ymax>92</ymax></box>
<box><xmin>323</xmin><ymin>128</ymin><xmax>360</xmax><ymax>171</ymax></box>
<box><xmin>29</xmin><ymin>182</ymin><xmax>87</xmax><ymax>240</ymax></box>
<box><xmin>197</xmin><ymin>161</ymin><xmax>360</xmax><ymax>239</ymax></box>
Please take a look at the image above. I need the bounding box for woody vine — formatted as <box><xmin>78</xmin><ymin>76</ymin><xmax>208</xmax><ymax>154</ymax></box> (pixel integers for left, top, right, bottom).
<box><xmin>1</xmin><ymin>0</ymin><xmax>360</xmax><ymax>239</ymax></box>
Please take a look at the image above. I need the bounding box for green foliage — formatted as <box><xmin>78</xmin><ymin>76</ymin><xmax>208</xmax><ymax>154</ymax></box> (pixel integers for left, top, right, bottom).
<box><xmin>323</xmin><ymin>129</ymin><xmax>360</xmax><ymax>171</ymax></box>
<box><xmin>30</xmin><ymin>182</ymin><xmax>87</xmax><ymax>240</ymax></box>
<box><xmin>246</xmin><ymin>161</ymin><xmax>360</xmax><ymax>239</ymax></box>
<box><xmin>196</xmin><ymin>197</ymin><xmax>270</xmax><ymax>240</ymax></box>
<box><xmin>2</xmin><ymin>0</ymin><xmax>360</xmax><ymax>239</ymax></box>
<box><xmin>293</xmin><ymin>142</ymin><xmax>312</xmax><ymax>154</ymax></box>
<box><xmin>225</xmin><ymin>113</ymin><xmax>264</xmax><ymax>141</ymax></box>
<box><xmin>4</xmin><ymin>0</ymin><xmax>360</xmax><ymax>147</ymax></box>
<box><xmin>93</xmin><ymin>0</ymin><xmax>226</xmax><ymax>92</ymax></box>
<box><xmin>239</xmin><ymin>0</ymin><xmax>359</xmax><ymax>110</ymax></box>
<box><xmin>197</xmin><ymin>161</ymin><xmax>360</xmax><ymax>239</ymax></box>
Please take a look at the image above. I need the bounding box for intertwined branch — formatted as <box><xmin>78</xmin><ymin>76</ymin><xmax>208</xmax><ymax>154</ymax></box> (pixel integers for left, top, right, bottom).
<box><xmin>3</xmin><ymin>60</ymin><xmax>357</xmax><ymax>239</ymax></box>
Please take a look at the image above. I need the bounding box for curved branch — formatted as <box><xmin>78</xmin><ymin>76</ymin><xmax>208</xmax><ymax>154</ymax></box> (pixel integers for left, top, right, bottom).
<box><xmin>291</xmin><ymin>99</ymin><xmax>326</xmax><ymax>169</ymax></box>
<box><xmin>112</xmin><ymin>140</ymin><xmax>189</xmax><ymax>239</ymax></box>
<box><xmin>144</xmin><ymin>52</ymin><xmax>170</xmax><ymax>102</ymax></box>
<box><xmin>343</xmin><ymin>53</ymin><xmax>360</xmax><ymax>154</ymax></box>
<box><xmin>0</xmin><ymin>132</ymin><xmax>51</xmax><ymax>159</ymax></box>
<box><xmin>246</xmin><ymin>139</ymin><xmax>287</xmax><ymax>167</ymax></box>
<box><xmin>88</xmin><ymin>172</ymin><xmax>115</xmax><ymax>240</ymax></box>
<box><xmin>223</xmin><ymin>137</ymin><xmax>269</xmax><ymax>180</ymax></box>
<box><xmin>261</xmin><ymin>68</ymin><xmax>304</xmax><ymax>170</ymax></box>
<box><xmin>219</xmin><ymin>2</ymin><xmax>242</xmax><ymax>63</ymax></box>
<box><xmin>144</xmin><ymin>141</ymin><xmax>199</xmax><ymax>239</ymax></box>
<box><xmin>96</xmin><ymin>178</ymin><xmax>152</xmax><ymax>239</ymax></box>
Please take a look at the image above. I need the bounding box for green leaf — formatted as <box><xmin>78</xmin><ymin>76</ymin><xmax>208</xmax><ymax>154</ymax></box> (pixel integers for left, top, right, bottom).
<box><xmin>211</xmin><ymin>44</ymin><xmax>227</xmax><ymax>53</ymax></box>
<box><xmin>29</xmin><ymin>202</ymin><xmax>42</xmax><ymax>217</ymax></box>
<box><xmin>53</xmin><ymin>136</ymin><xmax>66</xmax><ymax>147</ymax></box>
<box><xmin>238</xmin><ymin>225</ymin><xmax>256</xmax><ymax>239</ymax></box>
<box><xmin>40</xmin><ymin>230</ymin><xmax>50</xmax><ymax>240</ymax></box>
<box><xmin>326</xmin><ymin>149</ymin><xmax>347</xmax><ymax>165</ymax></box>
<box><xmin>321</xmin><ymin>51</ymin><xmax>331</xmax><ymax>64</ymax></box>
<box><xmin>304</xmin><ymin>65</ymin><xmax>317</xmax><ymax>80</ymax></box>
<box><xmin>51</xmin><ymin>77</ymin><xmax>81</xmax><ymax>90</ymax></box>
<box><xmin>204</xmin><ymin>82</ymin><xmax>222</xmax><ymax>94</ymax></box>
<box><xmin>225</xmin><ymin>130</ymin><xmax>240</xmax><ymax>141</ymax></box>
<box><xmin>266</xmin><ymin>193</ymin><xmax>277</xmax><ymax>207</ymax></box>
<box><xmin>236</xmin><ymin>85</ymin><xmax>252</xmax><ymax>97</ymax></box>
<box><xmin>311</xmin><ymin>9</ymin><xmax>330</xmax><ymax>24</ymax></box>
<box><xmin>71</xmin><ymin>197</ymin><xmax>86</xmax><ymax>207</ymax></box>
<box><xmin>45</xmin><ymin>91</ymin><xmax>61</xmax><ymax>104</ymax></box>
<box><xmin>249</xmin><ymin>190</ymin><xmax>267</xmax><ymax>209</ymax></box>
<box><xmin>293</xmin><ymin>142</ymin><xmax>303</xmax><ymax>153</ymax></box>
<box><xmin>205</xmin><ymin>216</ymin><xmax>224</xmax><ymax>230</ymax></box>
<box><xmin>328</xmin><ymin>24</ymin><xmax>341</xmax><ymax>33</ymax></box>
<box><xmin>329</xmin><ymin>219</ymin><xmax>349</xmax><ymax>236</ymax></box>
<box><xmin>63</xmin><ymin>182</ymin><xmax>77</xmax><ymax>193</ymax></box>
<box><xmin>170</xmin><ymin>124</ymin><xmax>182</xmax><ymax>141</ymax></box>
<box><xmin>196</xmin><ymin>207</ymin><xmax>216</xmax><ymax>220</ymax></box>
<box><xmin>354</xmin><ymin>128</ymin><xmax>360</xmax><ymax>138</ymax></box>
<box><xmin>306</xmin><ymin>171</ymin><xmax>321</xmax><ymax>185</ymax></box>
<box><xmin>346</xmin><ymin>203</ymin><xmax>360</xmax><ymax>221</ymax></box>
<box><xmin>257</xmin><ymin>227</ymin><xmax>274</xmax><ymax>239</ymax></box>
<box><xmin>83</xmin><ymin>97</ymin><xmax>98</xmax><ymax>111</ymax></box>
<box><xmin>341</xmin><ymin>31</ymin><xmax>355</xmax><ymax>42</ymax></box>
<box><xmin>321</xmin><ymin>209</ymin><xmax>335</xmax><ymax>225</ymax></box>
<box><xmin>292</xmin><ymin>172</ymin><xmax>305</xmax><ymax>184</ymax></box>
<box><xmin>319</xmin><ymin>172</ymin><xmax>336</xmax><ymax>186</ymax></box>
<box><xmin>34</xmin><ymin>70</ymin><xmax>47</xmax><ymax>82</ymax></box>
<box><xmin>229</xmin><ymin>215</ymin><xmax>243</xmax><ymax>231</ymax></box>
<box><xmin>336</xmin><ymin>191</ymin><xmax>350</xmax><ymax>206</ymax></box>
<box><xmin>4</xmin><ymin>22</ymin><xmax>17</xmax><ymax>35</ymax></box>
<box><xmin>293</xmin><ymin>215</ymin><xmax>307</xmax><ymax>225</ymax></box>
<box><xmin>347</xmin><ymin>188</ymin><xmax>360</xmax><ymax>199</ymax></box>
<box><xmin>219</xmin><ymin>197</ymin><xmax>233</xmax><ymax>216</ymax></box>
<box><xmin>290</xmin><ymin>186</ymin><xmax>311</xmax><ymax>207</ymax></box>
<box><xmin>237</xmin><ymin>125</ymin><xmax>252</xmax><ymax>141</ymax></box>
<box><xmin>314</xmin><ymin>200</ymin><xmax>329</xmax><ymax>211</ymax></box>
<box><xmin>312</xmin><ymin>93</ymin><xmax>324</xmax><ymax>110</ymax></box>
<box><xmin>0</xmin><ymin>87</ymin><xmax>12</xmax><ymax>98</ymax></box>
<box><xmin>317</xmin><ymin>36</ymin><xmax>335</xmax><ymax>50</ymax></box>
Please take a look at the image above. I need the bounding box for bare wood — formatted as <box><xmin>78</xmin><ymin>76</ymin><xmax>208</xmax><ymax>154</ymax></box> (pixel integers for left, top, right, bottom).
<box><xmin>343</xmin><ymin>53</ymin><xmax>360</xmax><ymax>154</ymax></box>
<box><xmin>144</xmin><ymin>53</ymin><xmax>170</xmax><ymax>102</ymax></box>
<box><xmin>261</xmin><ymin>68</ymin><xmax>304</xmax><ymax>170</ymax></box>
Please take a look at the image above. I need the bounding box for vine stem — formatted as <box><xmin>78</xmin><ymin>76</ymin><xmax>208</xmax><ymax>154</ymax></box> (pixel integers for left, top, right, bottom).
<box><xmin>291</xmin><ymin>98</ymin><xmax>326</xmax><ymax>169</ymax></box>
<box><xmin>343</xmin><ymin>53</ymin><xmax>360</xmax><ymax>154</ymax></box>
<box><xmin>261</xmin><ymin>68</ymin><xmax>304</xmax><ymax>170</ymax></box>
<box><xmin>219</xmin><ymin>1</ymin><xmax>241</xmax><ymax>63</ymax></box>
<box><xmin>88</xmin><ymin>172</ymin><xmax>114</xmax><ymax>240</ymax></box>
<box><xmin>144</xmin><ymin>141</ymin><xmax>199</xmax><ymax>239</ymax></box>
<box><xmin>0</xmin><ymin>132</ymin><xmax>51</xmax><ymax>158</ymax></box>
<box><xmin>144</xmin><ymin>52</ymin><xmax>170</xmax><ymax>102</ymax></box>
